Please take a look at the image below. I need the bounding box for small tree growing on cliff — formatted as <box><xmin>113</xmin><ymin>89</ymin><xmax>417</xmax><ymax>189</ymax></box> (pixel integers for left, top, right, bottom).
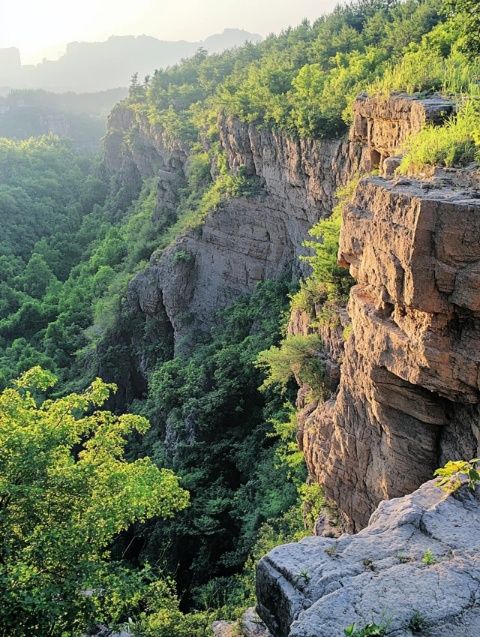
<box><xmin>0</xmin><ymin>367</ymin><xmax>189</xmax><ymax>636</ymax></box>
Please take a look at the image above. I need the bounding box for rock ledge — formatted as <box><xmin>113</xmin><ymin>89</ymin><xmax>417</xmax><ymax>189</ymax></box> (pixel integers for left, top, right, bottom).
<box><xmin>256</xmin><ymin>480</ymin><xmax>480</xmax><ymax>637</ymax></box>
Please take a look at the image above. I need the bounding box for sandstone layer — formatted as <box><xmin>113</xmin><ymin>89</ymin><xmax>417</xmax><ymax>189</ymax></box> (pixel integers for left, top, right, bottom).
<box><xmin>256</xmin><ymin>480</ymin><xmax>480</xmax><ymax>637</ymax></box>
<box><xmin>299</xmin><ymin>171</ymin><xmax>480</xmax><ymax>531</ymax></box>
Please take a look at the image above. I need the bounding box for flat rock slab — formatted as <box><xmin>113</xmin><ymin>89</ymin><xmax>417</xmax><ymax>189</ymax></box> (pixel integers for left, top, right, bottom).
<box><xmin>256</xmin><ymin>480</ymin><xmax>480</xmax><ymax>637</ymax></box>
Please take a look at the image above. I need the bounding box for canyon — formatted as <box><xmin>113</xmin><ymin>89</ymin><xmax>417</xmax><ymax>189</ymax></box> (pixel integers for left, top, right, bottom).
<box><xmin>102</xmin><ymin>91</ymin><xmax>480</xmax><ymax>635</ymax></box>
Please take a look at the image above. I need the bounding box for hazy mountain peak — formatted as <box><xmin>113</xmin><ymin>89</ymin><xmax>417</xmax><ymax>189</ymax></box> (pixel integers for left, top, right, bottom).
<box><xmin>0</xmin><ymin>29</ymin><xmax>262</xmax><ymax>93</ymax></box>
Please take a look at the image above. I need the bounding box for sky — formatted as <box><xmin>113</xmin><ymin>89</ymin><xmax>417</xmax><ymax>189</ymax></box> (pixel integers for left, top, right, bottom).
<box><xmin>1</xmin><ymin>0</ymin><xmax>341</xmax><ymax>64</ymax></box>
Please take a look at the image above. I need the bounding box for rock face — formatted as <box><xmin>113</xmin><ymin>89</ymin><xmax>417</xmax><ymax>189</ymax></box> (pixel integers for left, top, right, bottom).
<box><xmin>104</xmin><ymin>104</ymin><xmax>188</xmax><ymax>216</ymax></box>
<box><xmin>257</xmin><ymin>480</ymin><xmax>480</xmax><ymax>637</ymax></box>
<box><xmin>112</xmin><ymin>108</ymin><xmax>366</xmax><ymax>358</ymax></box>
<box><xmin>219</xmin><ymin>114</ymin><xmax>364</xmax><ymax>222</ymax></box>
<box><xmin>350</xmin><ymin>93</ymin><xmax>455</xmax><ymax>171</ymax></box>
<box><xmin>299</xmin><ymin>171</ymin><xmax>480</xmax><ymax>531</ymax></box>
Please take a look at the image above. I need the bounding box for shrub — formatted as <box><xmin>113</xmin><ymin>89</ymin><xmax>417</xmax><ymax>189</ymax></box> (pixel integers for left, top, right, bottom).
<box><xmin>256</xmin><ymin>333</ymin><xmax>325</xmax><ymax>398</ymax></box>
<box><xmin>344</xmin><ymin>622</ymin><xmax>387</xmax><ymax>637</ymax></box>
<box><xmin>434</xmin><ymin>458</ymin><xmax>480</xmax><ymax>493</ymax></box>
<box><xmin>399</xmin><ymin>89</ymin><xmax>480</xmax><ymax>173</ymax></box>
<box><xmin>0</xmin><ymin>367</ymin><xmax>189</xmax><ymax>635</ymax></box>
<box><xmin>421</xmin><ymin>549</ymin><xmax>437</xmax><ymax>566</ymax></box>
<box><xmin>291</xmin><ymin>177</ymin><xmax>358</xmax><ymax>319</ymax></box>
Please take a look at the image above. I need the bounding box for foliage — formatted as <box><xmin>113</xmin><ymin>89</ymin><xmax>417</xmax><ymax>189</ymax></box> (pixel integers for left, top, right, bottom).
<box><xmin>421</xmin><ymin>549</ymin><xmax>437</xmax><ymax>566</ymax></box>
<box><xmin>126</xmin><ymin>281</ymin><xmax>304</xmax><ymax>603</ymax></box>
<box><xmin>370</xmin><ymin>19</ymin><xmax>479</xmax><ymax>96</ymax></box>
<box><xmin>444</xmin><ymin>0</ymin><xmax>480</xmax><ymax>59</ymax></box>
<box><xmin>399</xmin><ymin>90</ymin><xmax>480</xmax><ymax>172</ymax></box>
<box><xmin>0</xmin><ymin>367</ymin><xmax>189</xmax><ymax>636</ymax></box>
<box><xmin>408</xmin><ymin>610</ymin><xmax>427</xmax><ymax>633</ymax></box>
<box><xmin>125</xmin><ymin>0</ymin><xmax>443</xmax><ymax>140</ymax></box>
<box><xmin>0</xmin><ymin>135</ymin><xmax>105</xmax><ymax>259</ymax></box>
<box><xmin>300</xmin><ymin>178</ymin><xmax>359</xmax><ymax>309</ymax></box>
<box><xmin>344</xmin><ymin>622</ymin><xmax>388</xmax><ymax>637</ymax></box>
<box><xmin>256</xmin><ymin>334</ymin><xmax>325</xmax><ymax>398</ymax></box>
<box><xmin>434</xmin><ymin>458</ymin><xmax>480</xmax><ymax>493</ymax></box>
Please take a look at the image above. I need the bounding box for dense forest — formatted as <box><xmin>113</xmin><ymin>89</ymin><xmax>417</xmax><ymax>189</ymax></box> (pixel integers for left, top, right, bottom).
<box><xmin>1</xmin><ymin>0</ymin><xmax>480</xmax><ymax>635</ymax></box>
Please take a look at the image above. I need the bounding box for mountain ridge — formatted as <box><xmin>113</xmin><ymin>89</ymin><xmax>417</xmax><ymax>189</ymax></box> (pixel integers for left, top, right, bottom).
<box><xmin>0</xmin><ymin>29</ymin><xmax>263</xmax><ymax>93</ymax></box>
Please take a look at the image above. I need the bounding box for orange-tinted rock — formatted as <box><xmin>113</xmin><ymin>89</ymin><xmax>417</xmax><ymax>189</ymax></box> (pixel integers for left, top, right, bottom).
<box><xmin>350</xmin><ymin>93</ymin><xmax>454</xmax><ymax>172</ymax></box>
<box><xmin>300</xmin><ymin>172</ymin><xmax>480</xmax><ymax>530</ymax></box>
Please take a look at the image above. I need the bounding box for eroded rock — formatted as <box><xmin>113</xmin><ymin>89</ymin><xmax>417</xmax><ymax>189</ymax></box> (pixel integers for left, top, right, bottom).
<box><xmin>351</xmin><ymin>93</ymin><xmax>455</xmax><ymax>171</ymax></box>
<box><xmin>299</xmin><ymin>171</ymin><xmax>480</xmax><ymax>530</ymax></box>
<box><xmin>256</xmin><ymin>480</ymin><xmax>480</xmax><ymax>637</ymax></box>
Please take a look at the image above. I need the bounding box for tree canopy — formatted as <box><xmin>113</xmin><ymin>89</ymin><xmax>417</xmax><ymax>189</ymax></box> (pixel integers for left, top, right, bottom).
<box><xmin>0</xmin><ymin>367</ymin><xmax>189</xmax><ymax>635</ymax></box>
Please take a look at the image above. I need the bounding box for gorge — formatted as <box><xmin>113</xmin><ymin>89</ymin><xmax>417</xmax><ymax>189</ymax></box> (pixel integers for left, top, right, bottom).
<box><xmin>1</xmin><ymin>1</ymin><xmax>480</xmax><ymax>635</ymax></box>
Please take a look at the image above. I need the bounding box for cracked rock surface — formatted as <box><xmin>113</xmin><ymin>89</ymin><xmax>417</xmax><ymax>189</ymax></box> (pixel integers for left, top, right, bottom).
<box><xmin>256</xmin><ymin>480</ymin><xmax>480</xmax><ymax>637</ymax></box>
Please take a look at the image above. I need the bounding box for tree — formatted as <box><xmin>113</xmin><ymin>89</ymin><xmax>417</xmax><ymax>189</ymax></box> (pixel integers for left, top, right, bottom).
<box><xmin>444</xmin><ymin>0</ymin><xmax>480</xmax><ymax>59</ymax></box>
<box><xmin>0</xmin><ymin>367</ymin><xmax>189</xmax><ymax>636</ymax></box>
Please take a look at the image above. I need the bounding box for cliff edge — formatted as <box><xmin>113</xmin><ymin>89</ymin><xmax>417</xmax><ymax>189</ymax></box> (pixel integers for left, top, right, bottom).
<box><xmin>257</xmin><ymin>480</ymin><xmax>480</xmax><ymax>637</ymax></box>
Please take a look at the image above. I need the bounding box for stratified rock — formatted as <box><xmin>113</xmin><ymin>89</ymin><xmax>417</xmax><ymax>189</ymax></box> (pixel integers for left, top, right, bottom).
<box><xmin>118</xmin><ymin>110</ymin><xmax>366</xmax><ymax>357</ymax></box>
<box><xmin>104</xmin><ymin>103</ymin><xmax>188</xmax><ymax>216</ymax></box>
<box><xmin>298</xmin><ymin>170</ymin><xmax>480</xmax><ymax>531</ymax></box>
<box><xmin>219</xmin><ymin>114</ymin><xmax>364</xmax><ymax>222</ymax></box>
<box><xmin>257</xmin><ymin>480</ymin><xmax>480</xmax><ymax>637</ymax></box>
<box><xmin>351</xmin><ymin>93</ymin><xmax>455</xmax><ymax>171</ymax></box>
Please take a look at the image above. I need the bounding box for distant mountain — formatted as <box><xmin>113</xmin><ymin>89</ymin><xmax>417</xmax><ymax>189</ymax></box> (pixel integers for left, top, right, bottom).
<box><xmin>0</xmin><ymin>29</ymin><xmax>262</xmax><ymax>93</ymax></box>
<box><xmin>0</xmin><ymin>88</ymin><xmax>128</xmax><ymax>150</ymax></box>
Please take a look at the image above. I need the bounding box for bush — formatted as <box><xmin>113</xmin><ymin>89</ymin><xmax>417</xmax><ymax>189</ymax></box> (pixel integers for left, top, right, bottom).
<box><xmin>0</xmin><ymin>367</ymin><xmax>189</xmax><ymax>636</ymax></box>
<box><xmin>256</xmin><ymin>333</ymin><xmax>325</xmax><ymax>397</ymax></box>
<box><xmin>399</xmin><ymin>89</ymin><xmax>480</xmax><ymax>172</ymax></box>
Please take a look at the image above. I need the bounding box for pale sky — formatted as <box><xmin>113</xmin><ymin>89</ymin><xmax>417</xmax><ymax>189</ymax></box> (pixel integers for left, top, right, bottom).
<box><xmin>1</xmin><ymin>0</ymin><xmax>341</xmax><ymax>64</ymax></box>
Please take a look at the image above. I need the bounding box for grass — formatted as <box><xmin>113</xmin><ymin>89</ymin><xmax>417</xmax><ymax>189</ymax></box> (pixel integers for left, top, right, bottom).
<box><xmin>399</xmin><ymin>88</ymin><xmax>480</xmax><ymax>173</ymax></box>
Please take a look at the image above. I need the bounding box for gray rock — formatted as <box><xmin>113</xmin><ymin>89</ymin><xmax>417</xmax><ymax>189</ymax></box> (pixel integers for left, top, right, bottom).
<box><xmin>212</xmin><ymin>608</ymin><xmax>272</xmax><ymax>637</ymax></box>
<box><xmin>256</xmin><ymin>480</ymin><xmax>480</xmax><ymax>637</ymax></box>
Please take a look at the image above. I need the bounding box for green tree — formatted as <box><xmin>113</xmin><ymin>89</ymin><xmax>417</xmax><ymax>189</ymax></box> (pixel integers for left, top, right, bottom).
<box><xmin>444</xmin><ymin>0</ymin><xmax>480</xmax><ymax>59</ymax></box>
<box><xmin>0</xmin><ymin>367</ymin><xmax>189</xmax><ymax>636</ymax></box>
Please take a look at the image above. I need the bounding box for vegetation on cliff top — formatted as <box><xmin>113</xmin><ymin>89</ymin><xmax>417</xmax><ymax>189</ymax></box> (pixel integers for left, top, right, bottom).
<box><xmin>127</xmin><ymin>0</ymin><xmax>444</xmax><ymax>140</ymax></box>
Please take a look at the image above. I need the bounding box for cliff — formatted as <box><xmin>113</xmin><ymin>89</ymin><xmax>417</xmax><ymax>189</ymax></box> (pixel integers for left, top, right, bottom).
<box><xmin>101</xmin><ymin>92</ymin><xmax>480</xmax><ymax>634</ymax></box>
<box><xmin>117</xmin><ymin>95</ymin><xmax>451</xmax><ymax>355</ymax></box>
<box><xmin>102</xmin><ymin>94</ymin><xmax>472</xmax><ymax>505</ymax></box>
<box><xmin>104</xmin><ymin>106</ymin><xmax>366</xmax><ymax>361</ymax></box>
<box><xmin>298</xmin><ymin>171</ymin><xmax>480</xmax><ymax>532</ymax></box>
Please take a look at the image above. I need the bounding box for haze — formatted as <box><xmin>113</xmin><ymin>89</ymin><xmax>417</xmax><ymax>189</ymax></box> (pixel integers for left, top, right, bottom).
<box><xmin>1</xmin><ymin>0</ymin><xmax>341</xmax><ymax>64</ymax></box>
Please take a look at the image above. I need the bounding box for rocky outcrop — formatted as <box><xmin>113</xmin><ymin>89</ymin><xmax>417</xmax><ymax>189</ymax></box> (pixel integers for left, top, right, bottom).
<box><xmin>299</xmin><ymin>171</ymin><xmax>480</xmax><ymax>531</ymax></box>
<box><xmin>104</xmin><ymin>103</ymin><xmax>188</xmax><ymax>216</ymax></box>
<box><xmin>109</xmin><ymin>94</ymin><xmax>456</xmax><ymax>361</ymax></box>
<box><xmin>350</xmin><ymin>93</ymin><xmax>455</xmax><ymax>171</ymax></box>
<box><xmin>257</xmin><ymin>479</ymin><xmax>480</xmax><ymax>637</ymax></box>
